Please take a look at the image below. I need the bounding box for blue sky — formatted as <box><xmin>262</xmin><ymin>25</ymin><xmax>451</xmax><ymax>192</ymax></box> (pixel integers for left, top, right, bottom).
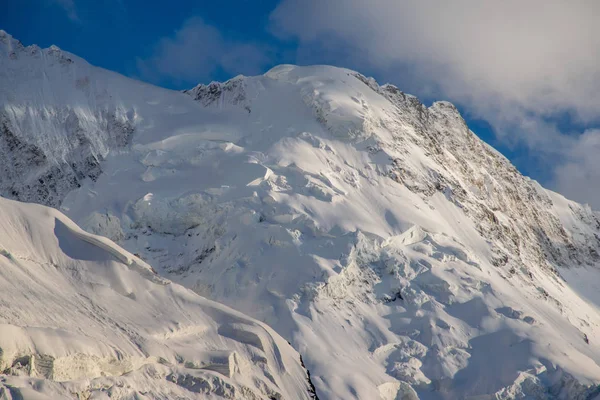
<box><xmin>2</xmin><ymin>0</ymin><xmax>282</xmax><ymax>85</ymax></box>
<box><xmin>3</xmin><ymin>0</ymin><xmax>600</xmax><ymax>206</ymax></box>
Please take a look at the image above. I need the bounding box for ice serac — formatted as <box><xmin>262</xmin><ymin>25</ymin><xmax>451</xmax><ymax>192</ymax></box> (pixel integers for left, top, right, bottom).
<box><xmin>0</xmin><ymin>196</ymin><xmax>314</xmax><ymax>399</ymax></box>
<box><xmin>5</xmin><ymin>31</ymin><xmax>600</xmax><ymax>399</ymax></box>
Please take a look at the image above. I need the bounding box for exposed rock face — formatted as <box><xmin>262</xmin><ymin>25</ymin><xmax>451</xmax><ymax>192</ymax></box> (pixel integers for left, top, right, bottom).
<box><xmin>375</xmin><ymin>82</ymin><xmax>600</xmax><ymax>273</ymax></box>
<box><xmin>0</xmin><ymin>110</ymin><xmax>133</xmax><ymax>207</ymax></box>
<box><xmin>0</xmin><ymin>31</ymin><xmax>136</xmax><ymax>207</ymax></box>
<box><xmin>184</xmin><ymin>76</ymin><xmax>250</xmax><ymax>112</ymax></box>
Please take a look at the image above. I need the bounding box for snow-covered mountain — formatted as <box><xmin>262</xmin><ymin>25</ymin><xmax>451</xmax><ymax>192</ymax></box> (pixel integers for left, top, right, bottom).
<box><xmin>4</xmin><ymin>30</ymin><xmax>600</xmax><ymax>399</ymax></box>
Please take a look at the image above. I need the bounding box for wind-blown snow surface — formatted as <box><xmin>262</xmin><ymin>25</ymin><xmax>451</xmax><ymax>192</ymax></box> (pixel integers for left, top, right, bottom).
<box><xmin>0</xmin><ymin>196</ymin><xmax>313</xmax><ymax>399</ymax></box>
<box><xmin>5</xmin><ymin>30</ymin><xmax>600</xmax><ymax>399</ymax></box>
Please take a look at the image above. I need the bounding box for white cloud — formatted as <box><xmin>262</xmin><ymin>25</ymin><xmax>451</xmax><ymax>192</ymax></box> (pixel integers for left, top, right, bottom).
<box><xmin>272</xmin><ymin>0</ymin><xmax>600</xmax><ymax>123</ymax></box>
<box><xmin>271</xmin><ymin>0</ymin><xmax>600</xmax><ymax>206</ymax></box>
<box><xmin>137</xmin><ymin>17</ymin><xmax>271</xmax><ymax>86</ymax></box>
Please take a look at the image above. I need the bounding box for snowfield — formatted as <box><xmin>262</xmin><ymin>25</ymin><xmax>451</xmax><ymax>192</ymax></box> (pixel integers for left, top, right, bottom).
<box><xmin>4</xmin><ymin>30</ymin><xmax>600</xmax><ymax>399</ymax></box>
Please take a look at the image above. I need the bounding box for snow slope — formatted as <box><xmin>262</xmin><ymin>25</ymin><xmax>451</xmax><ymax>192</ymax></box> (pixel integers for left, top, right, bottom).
<box><xmin>0</xmin><ymin>196</ymin><xmax>315</xmax><ymax>399</ymax></box>
<box><xmin>5</xmin><ymin>31</ymin><xmax>600</xmax><ymax>399</ymax></box>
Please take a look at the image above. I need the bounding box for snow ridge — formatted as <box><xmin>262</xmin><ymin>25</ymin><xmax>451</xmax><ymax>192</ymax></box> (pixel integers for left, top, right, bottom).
<box><xmin>0</xmin><ymin>197</ymin><xmax>314</xmax><ymax>399</ymax></box>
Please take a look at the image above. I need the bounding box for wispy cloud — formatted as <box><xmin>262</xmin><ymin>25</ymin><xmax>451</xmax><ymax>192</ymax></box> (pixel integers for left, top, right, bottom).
<box><xmin>52</xmin><ymin>0</ymin><xmax>80</xmax><ymax>22</ymax></box>
<box><xmin>271</xmin><ymin>0</ymin><xmax>600</xmax><ymax>206</ymax></box>
<box><xmin>137</xmin><ymin>17</ymin><xmax>272</xmax><ymax>86</ymax></box>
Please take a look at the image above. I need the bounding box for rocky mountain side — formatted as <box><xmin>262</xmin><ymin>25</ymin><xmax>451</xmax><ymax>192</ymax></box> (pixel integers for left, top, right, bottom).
<box><xmin>0</xmin><ymin>31</ymin><xmax>137</xmax><ymax>207</ymax></box>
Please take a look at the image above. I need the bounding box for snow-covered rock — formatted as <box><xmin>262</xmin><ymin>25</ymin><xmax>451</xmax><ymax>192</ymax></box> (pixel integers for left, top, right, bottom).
<box><xmin>4</xmin><ymin>31</ymin><xmax>600</xmax><ymax>399</ymax></box>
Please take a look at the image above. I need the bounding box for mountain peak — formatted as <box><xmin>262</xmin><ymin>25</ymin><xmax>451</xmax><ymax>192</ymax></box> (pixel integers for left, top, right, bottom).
<box><xmin>0</xmin><ymin>29</ymin><xmax>23</xmax><ymax>55</ymax></box>
<box><xmin>4</xmin><ymin>34</ymin><xmax>600</xmax><ymax>399</ymax></box>
<box><xmin>0</xmin><ymin>30</ymin><xmax>76</xmax><ymax>64</ymax></box>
